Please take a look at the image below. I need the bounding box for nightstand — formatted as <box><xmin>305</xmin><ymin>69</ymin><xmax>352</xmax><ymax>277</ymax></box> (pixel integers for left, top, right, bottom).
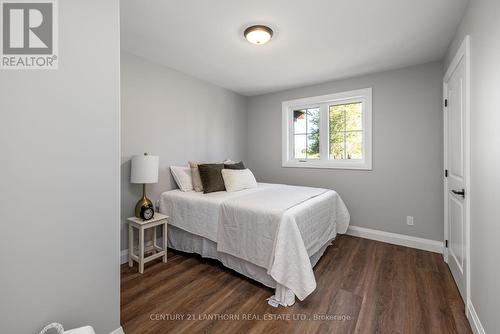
<box><xmin>127</xmin><ymin>213</ymin><xmax>168</xmax><ymax>274</ymax></box>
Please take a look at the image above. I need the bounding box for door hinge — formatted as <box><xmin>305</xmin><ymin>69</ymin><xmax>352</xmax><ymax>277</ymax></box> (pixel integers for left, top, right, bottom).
<box><xmin>445</xmin><ymin>240</ymin><xmax>448</xmax><ymax>248</ymax></box>
<box><xmin>445</xmin><ymin>169</ymin><xmax>448</xmax><ymax>177</ymax></box>
<box><xmin>444</xmin><ymin>99</ymin><xmax>448</xmax><ymax>107</ymax></box>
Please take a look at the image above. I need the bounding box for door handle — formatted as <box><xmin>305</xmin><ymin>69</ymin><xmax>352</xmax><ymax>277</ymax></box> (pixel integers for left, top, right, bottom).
<box><xmin>452</xmin><ymin>189</ymin><xmax>465</xmax><ymax>198</ymax></box>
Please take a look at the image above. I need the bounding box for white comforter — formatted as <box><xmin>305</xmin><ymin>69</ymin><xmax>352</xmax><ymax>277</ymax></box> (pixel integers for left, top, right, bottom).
<box><xmin>159</xmin><ymin>183</ymin><xmax>350</xmax><ymax>301</ymax></box>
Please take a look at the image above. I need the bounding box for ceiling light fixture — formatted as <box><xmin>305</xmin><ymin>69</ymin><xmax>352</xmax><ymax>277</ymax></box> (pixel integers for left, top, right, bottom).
<box><xmin>244</xmin><ymin>25</ymin><xmax>273</xmax><ymax>45</ymax></box>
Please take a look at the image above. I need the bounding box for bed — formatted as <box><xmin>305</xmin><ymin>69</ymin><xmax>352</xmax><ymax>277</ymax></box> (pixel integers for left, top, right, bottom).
<box><xmin>159</xmin><ymin>182</ymin><xmax>350</xmax><ymax>306</ymax></box>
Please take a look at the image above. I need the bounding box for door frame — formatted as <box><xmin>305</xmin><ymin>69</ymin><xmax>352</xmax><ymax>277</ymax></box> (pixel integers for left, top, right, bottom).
<box><xmin>443</xmin><ymin>35</ymin><xmax>470</xmax><ymax>316</ymax></box>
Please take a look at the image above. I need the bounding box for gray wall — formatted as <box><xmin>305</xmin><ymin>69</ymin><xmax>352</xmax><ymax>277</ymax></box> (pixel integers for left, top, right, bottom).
<box><xmin>445</xmin><ymin>0</ymin><xmax>500</xmax><ymax>332</ymax></box>
<box><xmin>247</xmin><ymin>62</ymin><xmax>444</xmax><ymax>241</ymax></box>
<box><xmin>121</xmin><ymin>52</ymin><xmax>247</xmax><ymax>251</ymax></box>
<box><xmin>0</xmin><ymin>1</ymin><xmax>120</xmax><ymax>333</ymax></box>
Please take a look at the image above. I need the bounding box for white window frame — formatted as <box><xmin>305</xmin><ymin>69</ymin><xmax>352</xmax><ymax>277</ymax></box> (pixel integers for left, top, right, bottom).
<box><xmin>282</xmin><ymin>88</ymin><xmax>372</xmax><ymax>170</ymax></box>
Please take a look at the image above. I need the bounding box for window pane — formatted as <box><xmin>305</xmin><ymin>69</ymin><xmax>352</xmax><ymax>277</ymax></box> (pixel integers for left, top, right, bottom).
<box><xmin>345</xmin><ymin>103</ymin><xmax>362</xmax><ymax>131</ymax></box>
<box><xmin>306</xmin><ymin>108</ymin><xmax>320</xmax><ymax>159</ymax></box>
<box><xmin>307</xmin><ymin>133</ymin><xmax>320</xmax><ymax>159</ymax></box>
<box><xmin>306</xmin><ymin>108</ymin><xmax>320</xmax><ymax>133</ymax></box>
<box><xmin>329</xmin><ymin>102</ymin><xmax>363</xmax><ymax>160</ymax></box>
<box><xmin>346</xmin><ymin>131</ymin><xmax>363</xmax><ymax>159</ymax></box>
<box><xmin>329</xmin><ymin>132</ymin><xmax>345</xmax><ymax>159</ymax></box>
<box><xmin>293</xmin><ymin>108</ymin><xmax>320</xmax><ymax>160</ymax></box>
<box><xmin>293</xmin><ymin>110</ymin><xmax>306</xmax><ymax>134</ymax></box>
<box><xmin>329</xmin><ymin>108</ymin><xmax>345</xmax><ymax>133</ymax></box>
<box><xmin>294</xmin><ymin>134</ymin><xmax>307</xmax><ymax>159</ymax></box>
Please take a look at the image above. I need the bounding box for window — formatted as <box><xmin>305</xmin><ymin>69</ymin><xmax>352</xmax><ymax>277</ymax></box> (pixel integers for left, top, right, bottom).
<box><xmin>292</xmin><ymin>108</ymin><xmax>320</xmax><ymax>160</ymax></box>
<box><xmin>282</xmin><ymin>88</ymin><xmax>372</xmax><ymax>169</ymax></box>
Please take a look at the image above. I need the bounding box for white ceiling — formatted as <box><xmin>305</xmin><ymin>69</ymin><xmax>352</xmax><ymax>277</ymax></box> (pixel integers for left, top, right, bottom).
<box><xmin>121</xmin><ymin>0</ymin><xmax>468</xmax><ymax>96</ymax></box>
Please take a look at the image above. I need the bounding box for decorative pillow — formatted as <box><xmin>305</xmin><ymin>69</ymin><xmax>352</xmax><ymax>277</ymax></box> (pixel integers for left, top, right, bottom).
<box><xmin>189</xmin><ymin>160</ymin><xmax>232</xmax><ymax>191</ymax></box>
<box><xmin>198</xmin><ymin>163</ymin><xmax>226</xmax><ymax>193</ymax></box>
<box><xmin>224</xmin><ymin>161</ymin><xmax>245</xmax><ymax>170</ymax></box>
<box><xmin>189</xmin><ymin>161</ymin><xmax>205</xmax><ymax>192</ymax></box>
<box><xmin>170</xmin><ymin>166</ymin><xmax>193</xmax><ymax>192</ymax></box>
<box><xmin>221</xmin><ymin>169</ymin><xmax>257</xmax><ymax>192</ymax></box>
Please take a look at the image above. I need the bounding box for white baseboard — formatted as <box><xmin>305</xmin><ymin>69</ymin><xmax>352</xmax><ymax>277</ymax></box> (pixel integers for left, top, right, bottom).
<box><xmin>120</xmin><ymin>249</ymin><xmax>128</xmax><ymax>265</ymax></box>
<box><xmin>467</xmin><ymin>301</ymin><xmax>485</xmax><ymax>334</ymax></box>
<box><xmin>122</xmin><ymin>227</ymin><xmax>443</xmax><ymax>263</ymax></box>
<box><xmin>346</xmin><ymin>226</ymin><xmax>443</xmax><ymax>253</ymax></box>
<box><xmin>110</xmin><ymin>326</ymin><xmax>124</xmax><ymax>334</ymax></box>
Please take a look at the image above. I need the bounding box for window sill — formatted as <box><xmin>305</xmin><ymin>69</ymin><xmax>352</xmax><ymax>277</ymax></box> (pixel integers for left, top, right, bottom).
<box><xmin>282</xmin><ymin>160</ymin><xmax>372</xmax><ymax>170</ymax></box>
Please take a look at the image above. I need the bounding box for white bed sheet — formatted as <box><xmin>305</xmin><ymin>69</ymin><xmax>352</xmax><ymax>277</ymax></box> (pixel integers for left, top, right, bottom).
<box><xmin>217</xmin><ymin>184</ymin><xmax>330</xmax><ymax>269</ymax></box>
<box><xmin>159</xmin><ymin>183</ymin><xmax>349</xmax><ymax>245</ymax></box>
<box><xmin>159</xmin><ymin>184</ymin><xmax>273</xmax><ymax>242</ymax></box>
<box><xmin>159</xmin><ymin>182</ymin><xmax>350</xmax><ymax>303</ymax></box>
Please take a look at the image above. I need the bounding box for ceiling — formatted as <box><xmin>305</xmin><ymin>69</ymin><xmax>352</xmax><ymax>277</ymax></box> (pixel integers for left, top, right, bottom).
<box><xmin>121</xmin><ymin>0</ymin><xmax>468</xmax><ymax>96</ymax></box>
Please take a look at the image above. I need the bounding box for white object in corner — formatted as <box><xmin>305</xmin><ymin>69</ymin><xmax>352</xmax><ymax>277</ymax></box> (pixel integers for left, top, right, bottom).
<box><xmin>109</xmin><ymin>327</ymin><xmax>125</xmax><ymax>334</ymax></box>
<box><xmin>39</xmin><ymin>323</ymin><xmax>96</xmax><ymax>334</ymax></box>
<box><xmin>467</xmin><ymin>301</ymin><xmax>485</xmax><ymax>334</ymax></box>
<box><xmin>346</xmin><ymin>226</ymin><xmax>443</xmax><ymax>253</ymax></box>
<box><xmin>64</xmin><ymin>327</ymin><xmax>96</xmax><ymax>334</ymax></box>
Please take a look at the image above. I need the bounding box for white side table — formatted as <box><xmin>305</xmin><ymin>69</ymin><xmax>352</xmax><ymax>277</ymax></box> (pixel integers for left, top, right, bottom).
<box><xmin>127</xmin><ymin>213</ymin><xmax>168</xmax><ymax>274</ymax></box>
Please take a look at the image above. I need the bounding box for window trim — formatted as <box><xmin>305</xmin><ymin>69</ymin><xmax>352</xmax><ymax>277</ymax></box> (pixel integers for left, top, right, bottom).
<box><xmin>282</xmin><ymin>88</ymin><xmax>372</xmax><ymax>170</ymax></box>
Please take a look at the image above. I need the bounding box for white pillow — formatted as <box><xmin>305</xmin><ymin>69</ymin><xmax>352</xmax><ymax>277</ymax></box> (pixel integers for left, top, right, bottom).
<box><xmin>170</xmin><ymin>166</ymin><xmax>193</xmax><ymax>191</ymax></box>
<box><xmin>221</xmin><ymin>168</ymin><xmax>257</xmax><ymax>192</ymax></box>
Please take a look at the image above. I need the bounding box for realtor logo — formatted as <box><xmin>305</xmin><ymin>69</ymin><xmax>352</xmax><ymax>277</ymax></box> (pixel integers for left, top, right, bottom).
<box><xmin>1</xmin><ymin>0</ymin><xmax>58</xmax><ymax>69</ymax></box>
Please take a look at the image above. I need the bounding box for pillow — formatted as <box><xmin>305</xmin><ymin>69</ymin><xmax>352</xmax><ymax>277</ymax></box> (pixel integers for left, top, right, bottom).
<box><xmin>224</xmin><ymin>161</ymin><xmax>245</xmax><ymax>170</ymax></box>
<box><xmin>170</xmin><ymin>166</ymin><xmax>193</xmax><ymax>192</ymax></box>
<box><xmin>189</xmin><ymin>161</ymin><xmax>205</xmax><ymax>192</ymax></box>
<box><xmin>189</xmin><ymin>160</ymin><xmax>232</xmax><ymax>192</ymax></box>
<box><xmin>221</xmin><ymin>169</ymin><xmax>257</xmax><ymax>192</ymax></box>
<box><xmin>198</xmin><ymin>163</ymin><xmax>226</xmax><ymax>193</ymax></box>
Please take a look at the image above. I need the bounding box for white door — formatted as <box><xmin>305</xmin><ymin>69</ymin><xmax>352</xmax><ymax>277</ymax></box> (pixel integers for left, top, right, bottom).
<box><xmin>444</xmin><ymin>46</ymin><xmax>467</xmax><ymax>301</ymax></box>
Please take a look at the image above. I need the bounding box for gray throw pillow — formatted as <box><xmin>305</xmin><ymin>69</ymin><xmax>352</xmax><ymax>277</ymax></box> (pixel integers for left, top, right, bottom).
<box><xmin>198</xmin><ymin>163</ymin><xmax>226</xmax><ymax>193</ymax></box>
<box><xmin>224</xmin><ymin>161</ymin><xmax>245</xmax><ymax>170</ymax></box>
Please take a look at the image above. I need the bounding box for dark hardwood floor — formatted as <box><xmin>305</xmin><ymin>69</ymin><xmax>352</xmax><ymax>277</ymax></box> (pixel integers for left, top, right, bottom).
<box><xmin>121</xmin><ymin>235</ymin><xmax>472</xmax><ymax>334</ymax></box>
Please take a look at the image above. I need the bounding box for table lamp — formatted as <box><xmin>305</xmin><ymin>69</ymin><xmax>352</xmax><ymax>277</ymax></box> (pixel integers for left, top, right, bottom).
<box><xmin>130</xmin><ymin>153</ymin><xmax>159</xmax><ymax>218</ymax></box>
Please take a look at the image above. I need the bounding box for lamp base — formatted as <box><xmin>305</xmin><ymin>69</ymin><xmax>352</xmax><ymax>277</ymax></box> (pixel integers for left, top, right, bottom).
<box><xmin>135</xmin><ymin>196</ymin><xmax>153</xmax><ymax>218</ymax></box>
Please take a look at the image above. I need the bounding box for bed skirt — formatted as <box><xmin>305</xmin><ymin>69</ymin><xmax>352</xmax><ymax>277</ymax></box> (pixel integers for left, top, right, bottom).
<box><xmin>167</xmin><ymin>225</ymin><xmax>334</xmax><ymax>306</ymax></box>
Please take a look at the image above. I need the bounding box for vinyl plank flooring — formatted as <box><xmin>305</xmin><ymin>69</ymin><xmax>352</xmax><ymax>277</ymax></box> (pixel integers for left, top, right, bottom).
<box><xmin>121</xmin><ymin>235</ymin><xmax>472</xmax><ymax>334</ymax></box>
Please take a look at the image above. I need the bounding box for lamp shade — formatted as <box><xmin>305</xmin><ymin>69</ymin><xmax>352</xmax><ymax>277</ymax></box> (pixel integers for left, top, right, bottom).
<box><xmin>130</xmin><ymin>154</ymin><xmax>159</xmax><ymax>184</ymax></box>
